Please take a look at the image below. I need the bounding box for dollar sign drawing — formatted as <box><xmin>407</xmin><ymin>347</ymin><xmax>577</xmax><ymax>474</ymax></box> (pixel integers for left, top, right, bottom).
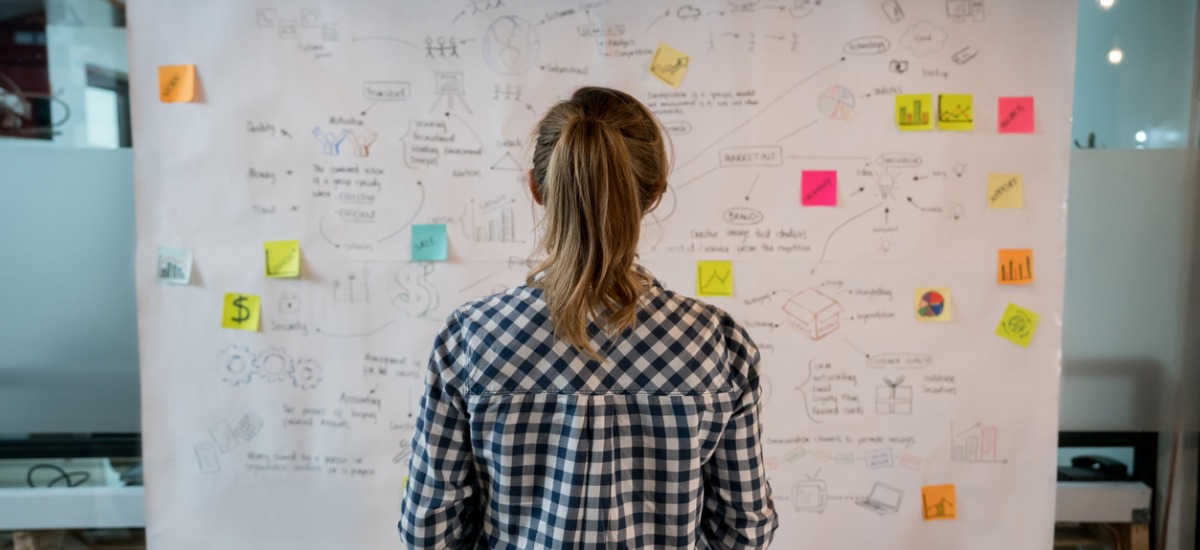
<box><xmin>231</xmin><ymin>295</ymin><xmax>251</xmax><ymax>324</ymax></box>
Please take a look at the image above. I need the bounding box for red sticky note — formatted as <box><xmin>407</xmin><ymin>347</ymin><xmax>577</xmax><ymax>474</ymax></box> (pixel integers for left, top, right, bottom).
<box><xmin>801</xmin><ymin>170</ymin><xmax>838</xmax><ymax>206</ymax></box>
<box><xmin>998</xmin><ymin>97</ymin><xmax>1034</xmax><ymax>134</ymax></box>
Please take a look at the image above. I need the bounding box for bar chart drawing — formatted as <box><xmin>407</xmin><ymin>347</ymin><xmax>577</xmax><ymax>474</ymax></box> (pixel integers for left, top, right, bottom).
<box><xmin>467</xmin><ymin>198</ymin><xmax>520</xmax><ymax>243</ymax></box>
<box><xmin>898</xmin><ymin>100</ymin><xmax>928</xmax><ymax>126</ymax></box>
<box><xmin>951</xmin><ymin>422</ymin><xmax>1007</xmax><ymax>464</ymax></box>
<box><xmin>997</xmin><ymin>249</ymin><xmax>1034</xmax><ymax>284</ymax></box>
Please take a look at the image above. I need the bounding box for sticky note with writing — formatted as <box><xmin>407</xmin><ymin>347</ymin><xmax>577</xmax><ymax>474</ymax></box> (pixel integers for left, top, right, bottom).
<box><xmin>895</xmin><ymin>94</ymin><xmax>934</xmax><ymax>131</ymax></box>
<box><xmin>987</xmin><ymin>173</ymin><xmax>1024</xmax><ymax>208</ymax></box>
<box><xmin>649</xmin><ymin>43</ymin><xmax>690</xmax><ymax>88</ymax></box>
<box><xmin>697</xmin><ymin>261</ymin><xmax>733</xmax><ymax>297</ymax></box>
<box><xmin>222</xmin><ymin>293</ymin><xmax>261</xmax><ymax>331</ymax></box>
<box><xmin>411</xmin><ymin>224</ymin><xmax>448</xmax><ymax>261</ymax></box>
<box><xmin>921</xmin><ymin>484</ymin><xmax>957</xmax><ymax>521</ymax></box>
<box><xmin>801</xmin><ymin>170</ymin><xmax>838</xmax><ymax>206</ymax></box>
<box><xmin>998</xmin><ymin>97</ymin><xmax>1034</xmax><ymax>133</ymax></box>
<box><xmin>913</xmin><ymin>287</ymin><xmax>951</xmax><ymax>323</ymax></box>
<box><xmin>995</xmin><ymin>303</ymin><xmax>1040</xmax><ymax>347</ymax></box>
<box><xmin>158</xmin><ymin>65</ymin><xmax>196</xmax><ymax>103</ymax></box>
<box><xmin>937</xmin><ymin>94</ymin><xmax>974</xmax><ymax>131</ymax></box>
<box><xmin>264</xmin><ymin>240</ymin><xmax>301</xmax><ymax>278</ymax></box>
<box><xmin>157</xmin><ymin>246</ymin><xmax>193</xmax><ymax>285</ymax></box>
<box><xmin>997</xmin><ymin>249</ymin><xmax>1034</xmax><ymax>284</ymax></box>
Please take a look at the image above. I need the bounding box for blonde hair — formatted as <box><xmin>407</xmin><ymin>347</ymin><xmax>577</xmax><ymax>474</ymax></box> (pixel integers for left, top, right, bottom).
<box><xmin>527</xmin><ymin>87</ymin><xmax>669</xmax><ymax>359</ymax></box>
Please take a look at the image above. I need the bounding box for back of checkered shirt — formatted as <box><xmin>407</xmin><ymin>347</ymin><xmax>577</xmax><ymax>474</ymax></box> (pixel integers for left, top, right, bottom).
<box><xmin>399</xmin><ymin>272</ymin><xmax>778</xmax><ymax>549</ymax></box>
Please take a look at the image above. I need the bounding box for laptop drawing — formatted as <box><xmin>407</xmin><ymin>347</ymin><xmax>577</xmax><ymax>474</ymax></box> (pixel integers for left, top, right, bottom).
<box><xmin>856</xmin><ymin>482</ymin><xmax>903</xmax><ymax>515</ymax></box>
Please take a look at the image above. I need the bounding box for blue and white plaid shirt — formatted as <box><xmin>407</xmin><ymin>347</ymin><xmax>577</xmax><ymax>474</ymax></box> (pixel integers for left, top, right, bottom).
<box><xmin>399</xmin><ymin>267</ymin><xmax>778</xmax><ymax>549</ymax></box>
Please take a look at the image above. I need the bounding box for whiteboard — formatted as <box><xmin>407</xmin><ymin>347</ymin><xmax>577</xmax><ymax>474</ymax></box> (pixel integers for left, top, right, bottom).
<box><xmin>129</xmin><ymin>1</ymin><xmax>1076</xmax><ymax>548</ymax></box>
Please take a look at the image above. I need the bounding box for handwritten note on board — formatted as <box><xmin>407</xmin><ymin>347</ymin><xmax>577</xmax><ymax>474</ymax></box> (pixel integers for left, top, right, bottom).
<box><xmin>922</xmin><ymin>484</ymin><xmax>957</xmax><ymax>521</ymax></box>
<box><xmin>221</xmin><ymin>293</ymin><xmax>261</xmax><ymax>331</ymax></box>
<box><xmin>158</xmin><ymin>65</ymin><xmax>196</xmax><ymax>103</ymax></box>
<box><xmin>995</xmin><ymin>303</ymin><xmax>1040</xmax><ymax>347</ymax></box>
<box><xmin>697</xmin><ymin>261</ymin><xmax>734</xmax><ymax>296</ymax></box>
<box><xmin>801</xmin><ymin>170</ymin><xmax>838</xmax><ymax>206</ymax></box>
<box><xmin>649</xmin><ymin>43</ymin><xmax>690</xmax><ymax>88</ymax></box>
<box><xmin>411</xmin><ymin>224</ymin><xmax>448</xmax><ymax>261</ymax></box>
<box><xmin>987</xmin><ymin>173</ymin><xmax>1024</xmax><ymax>208</ymax></box>
<box><xmin>997</xmin><ymin>249</ymin><xmax>1034</xmax><ymax>284</ymax></box>
<box><xmin>937</xmin><ymin>94</ymin><xmax>974</xmax><ymax>131</ymax></box>
<box><xmin>998</xmin><ymin>97</ymin><xmax>1034</xmax><ymax>133</ymax></box>
<box><xmin>264</xmin><ymin>240</ymin><xmax>301</xmax><ymax>278</ymax></box>
<box><xmin>157</xmin><ymin>246</ymin><xmax>193</xmax><ymax>285</ymax></box>
<box><xmin>895</xmin><ymin>94</ymin><xmax>934</xmax><ymax>131</ymax></box>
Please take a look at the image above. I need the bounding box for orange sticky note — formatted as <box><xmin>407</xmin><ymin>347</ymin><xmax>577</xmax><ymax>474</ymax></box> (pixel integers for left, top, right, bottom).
<box><xmin>997</xmin><ymin>249</ymin><xmax>1034</xmax><ymax>285</ymax></box>
<box><xmin>922</xmin><ymin>484</ymin><xmax>957</xmax><ymax>520</ymax></box>
<box><xmin>159</xmin><ymin>65</ymin><xmax>196</xmax><ymax>103</ymax></box>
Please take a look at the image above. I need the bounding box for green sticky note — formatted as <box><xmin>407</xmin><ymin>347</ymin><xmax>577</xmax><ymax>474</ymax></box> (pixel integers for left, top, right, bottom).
<box><xmin>411</xmin><ymin>224</ymin><xmax>448</xmax><ymax>261</ymax></box>
<box><xmin>995</xmin><ymin>303</ymin><xmax>1040</xmax><ymax>347</ymax></box>
<box><xmin>264</xmin><ymin>240</ymin><xmax>301</xmax><ymax>278</ymax></box>
<box><xmin>697</xmin><ymin>260</ymin><xmax>734</xmax><ymax>297</ymax></box>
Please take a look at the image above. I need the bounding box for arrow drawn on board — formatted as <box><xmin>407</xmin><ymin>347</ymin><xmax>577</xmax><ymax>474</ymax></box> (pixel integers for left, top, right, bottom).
<box><xmin>744</xmin><ymin>173</ymin><xmax>761</xmax><ymax>201</ymax></box>
<box><xmin>675</xmin><ymin>56</ymin><xmax>847</xmax><ymax>172</ymax></box>
<box><xmin>376</xmin><ymin>181</ymin><xmax>426</xmax><ymax>243</ymax></box>
<box><xmin>315</xmin><ymin>319</ymin><xmax>397</xmax><ymax>338</ymax></box>
<box><xmin>644</xmin><ymin>9</ymin><xmax>670</xmax><ymax>33</ymax></box>
<box><xmin>810</xmin><ymin>202</ymin><xmax>883</xmax><ymax>274</ymax></box>
<box><xmin>350</xmin><ymin>36</ymin><xmax>417</xmax><ymax>49</ymax></box>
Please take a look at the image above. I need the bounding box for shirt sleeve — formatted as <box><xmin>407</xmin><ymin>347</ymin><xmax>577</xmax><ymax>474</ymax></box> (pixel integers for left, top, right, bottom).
<box><xmin>700</xmin><ymin>319</ymin><xmax>779</xmax><ymax>549</ymax></box>
<box><xmin>399</xmin><ymin>311</ymin><xmax>482</xmax><ymax>549</ymax></box>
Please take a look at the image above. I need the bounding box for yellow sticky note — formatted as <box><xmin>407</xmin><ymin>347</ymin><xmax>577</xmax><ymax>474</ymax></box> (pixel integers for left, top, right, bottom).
<box><xmin>987</xmin><ymin>173</ymin><xmax>1024</xmax><ymax>208</ymax></box>
<box><xmin>997</xmin><ymin>249</ymin><xmax>1034</xmax><ymax>284</ymax></box>
<box><xmin>264</xmin><ymin>240</ymin><xmax>301</xmax><ymax>278</ymax></box>
<box><xmin>221</xmin><ymin>293</ymin><xmax>261</xmax><ymax>331</ymax></box>
<box><xmin>937</xmin><ymin>94</ymin><xmax>974</xmax><ymax>131</ymax></box>
<box><xmin>914</xmin><ymin>287</ymin><xmax>951</xmax><ymax>323</ymax></box>
<box><xmin>895</xmin><ymin>94</ymin><xmax>934</xmax><ymax>131</ymax></box>
<box><xmin>922</xmin><ymin>484</ymin><xmax>957</xmax><ymax>521</ymax></box>
<box><xmin>650</xmin><ymin>43</ymin><xmax>690</xmax><ymax>88</ymax></box>
<box><xmin>158</xmin><ymin>65</ymin><xmax>196</xmax><ymax>103</ymax></box>
<box><xmin>697</xmin><ymin>261</ymin><xmax>733</xmax><ymax>297</ymax></box>
<box><xmin>995</xmin><ymin>303</ymin><xmax>1040</xmax><ymax>347</ymax></box>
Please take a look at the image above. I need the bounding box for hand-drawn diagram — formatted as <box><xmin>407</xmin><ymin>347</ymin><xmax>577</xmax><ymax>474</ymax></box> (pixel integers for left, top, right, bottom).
<box><xmin>217</xmin><ymin>345</ymin><xmax>324</xmax><ymax>389</ymax></box>
<box><xmin>347</xmin><ymin>129</ymin><xmax>377</xmax><ymax>158</ymax></box>
<box><xmin>792</xmin><ymin>475</ymin><xmax>828</xmax><ymax>513</ymax></box>
<box><xmin>393</xmin><ymin>262</ymin><xmax>441</xmax><ymax>318</ymax></box>
<box><xmin>946</xmin><ymin>0</ymin><xmax>986</xmax><ymax>22</ymax></box>
<box><xmin>856</xmin><ymin>482</ymin><xmax>904</xmax><ymax>515</ymax></box>
<box><xmin>817</xmin><ymin>85</ymin><xmax>855</xmax><ymax>120</ymax></box>
<box><xmin>313</xmin><ymin>127</ymin><xmax>348</xmax><ymax>156</ymax></box>
<box><xmin>481</xmin><ymin>16</ymin><xmax>539</xmax><ymax>75</ymax></box>
<box><xmin>783</xmin><ymin>289</ymin><xmax>843</xmax><ymax>340</ymax></box>
<box><xmin>876</xmin><ymin>376</ymin><xmax>913</xmax><ymax>414</ymax></box>
<box><xmin>463</xmin><ymin>196</ymin><xmax>520</xmax><ymax>242</ymax></box>
<box><xmin>951</xmin><ymin>422</ymin><xmax>1007</xmax><ymax>464</ymax></box>
<box><xmin>900</xmin><ymin>20</ymin><xmax>947</xmax><ymax>57</ymax></box>
<box><xmin>425</xmin><ymin>36</ymin><xmax>462</xmax><ymax>58</ymax></box>
<box><xmin>278</xmin><ymin>292</ymin><xmax>302</xmax><ymax>315</ymax></box>
<box><xmin>195</xmin><ymin>443</ymin><xmax>221</xmax><ymax>474</ymax></box>
<box><xmin>332</xmin><ymin>269</ymin><xmax>371</xmax><ymax>303</ymax></box>
<box><xmin>430</xmin><ymin>72</ymin><xmax>472</xmax><ymax>114</ymax></box>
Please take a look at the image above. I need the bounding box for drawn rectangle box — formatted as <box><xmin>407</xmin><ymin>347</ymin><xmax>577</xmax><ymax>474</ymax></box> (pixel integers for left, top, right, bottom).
<box><xmin>876</xmin><ymin>385</ymin><xmax>913</xmax><ymax>414</ymax></box>
<box><xmin>783</xmin><ymin>289</ymin><xmax>842</xmax><ymax>340</ymax></box>
<box><xmin>718</xmin><ymin>146</ymin><xmax>783</xmax><ymax>167</ymax></box>
<box><xmin>362</xmin><ymin>81</ymin><xmax>411</xmax><ymax>102</ymax></box>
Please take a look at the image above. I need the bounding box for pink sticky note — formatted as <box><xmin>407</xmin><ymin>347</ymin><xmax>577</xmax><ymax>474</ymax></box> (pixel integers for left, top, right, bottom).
<box><xmin>998</xmin><ymin>97</ymin><xmax>1034</xmax><ymax>134</ymax></box>
<box><xmin>801</xmin><ymin>170</ymin><xmax>838</xmax><ymax>206</ymax></box>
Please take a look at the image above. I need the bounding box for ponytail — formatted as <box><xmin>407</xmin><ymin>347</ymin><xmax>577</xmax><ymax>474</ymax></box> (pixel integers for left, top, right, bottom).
<box><xmin>527</xmin><ymin>87</ymin><xmax>668</xmax><ymax>359</ymax></box>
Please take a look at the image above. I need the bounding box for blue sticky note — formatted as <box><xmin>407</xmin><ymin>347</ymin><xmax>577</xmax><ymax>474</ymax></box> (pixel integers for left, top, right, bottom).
<box><xmin>411</xmin><ymin>224</ymin><xmax>448</xmax><ymax>261</ymax></box>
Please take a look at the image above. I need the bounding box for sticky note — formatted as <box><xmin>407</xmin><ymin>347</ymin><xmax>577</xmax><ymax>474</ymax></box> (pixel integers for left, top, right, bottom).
<box><xmin>895</xmin><ymin>94</ymin><xmax>934</xmax><ymax>131</ymax></box>
<box><xmin>697</xmin><ymin>260</ymin><xmax>733</xmax><ymax>297</ymax></box>
<box><xmin>221</xmin><ymin>293</ymin><xmax>261</xmax><ymax>331</ymax></box>
<box><xmin>997</xmin><ymin>249</ymin><xmax>1034</xmax><ymax>284</ymax></box>
<box><xmin>998</xmin><ymin>97</ymin><xmax>1034</xmax><ymax>134</ymax></box>
<box><xmin>921</xmin><ymin>484</ymin><xmax>957</xmax><ymax>521</ymax></box>
<box><xmin>264</xmin><ymin>240</ymin><xmax>301</xmax><ymax>278</ymax></box>
<box><xmin>411</xmin><ymin>224</ymin><xmax>448</xmax><ymax>261</ymax></box>
<box><xmin>158</xmin><ymin>65</ymin><xmax>196</xmax><ymax>103</ymax></box>
<box><xmin>157</xmin><ymin>246</ymin><xmax>193</xmax><ymax>285</ymax></box>
<box><xmin>914</xmin><ymin>287</ymin><xmax>951</xmax><ymax>322</ymax></box>
<box><xmin>801</xmin><ymin>170</ymin><xmax>838</xmax><ymax>206</ymax></box>
<box><xmin>995</xmin><ymin>303</ymin><xmax>1040</xmax><ymax>347</ymax></box>
<box><xmin>649</xmin><ymin>43</ymin><xmax>690</xmax><ymax>88</ymax></box>
<box><xmin>937</xmin><ymin>94</ymin><xmax>973</xmax><ymax>131</ymax></box>
<box><xmin>987</xmin><ymin>173</ymin><xmax>1024</xmax><ymax>208</ymax></box>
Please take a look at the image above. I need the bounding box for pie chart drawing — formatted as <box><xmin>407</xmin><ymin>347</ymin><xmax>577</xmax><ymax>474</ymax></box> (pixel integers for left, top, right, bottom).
<box><xmin>918</xmin><ymin>291</ymin><xmax>946</xmax><ymax>318</ymax></box>
<box><xmin>818</xmin><ymin>85</ymin><xmax>856</xmax><ymax>120</ymax></box>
